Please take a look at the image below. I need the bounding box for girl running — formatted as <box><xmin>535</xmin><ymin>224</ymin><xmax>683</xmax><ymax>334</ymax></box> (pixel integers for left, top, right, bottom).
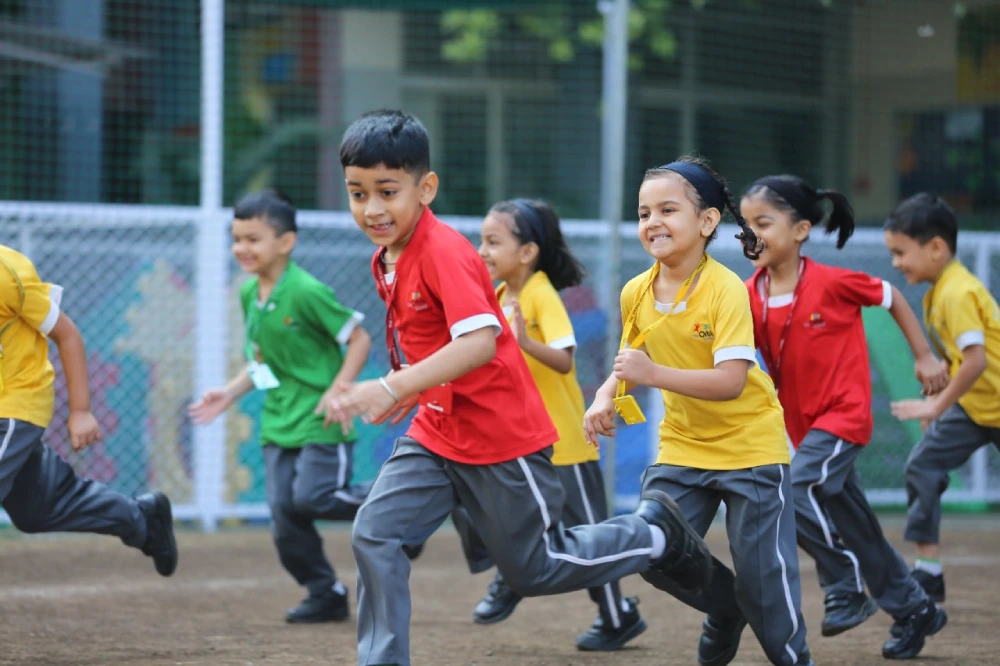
<box><xmin>452</xmin><ymin>199</ymin><xmax>646</xmax><ymax>651</ymax></box>
<box><xmin>741</xmin><ymin>174</ymin><xmax>948</xmax><ymax>659</ymax></box>
<box><xmin>584</xmin><ymin>156</ymin><xmax>812</xmax><ymax>666</ymax></box>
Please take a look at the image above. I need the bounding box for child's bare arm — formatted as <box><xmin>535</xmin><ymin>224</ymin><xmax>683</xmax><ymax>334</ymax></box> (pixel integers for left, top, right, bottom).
<box><xmin>47</xmin><ymin>312</ymin><xmax>102</xmax><ymax>450</ymax></box>
<box><xmin>615</xmin><ymin>348</ymin><xmax>748</xmax><ymax>401</ymax></box>
<box><xmin>893</xmin><ymin>345</ymin><xmax>987</xmax><ymax>422</ymax></box>
<box><xmin>387</xmin><ymin>327</ymin><xmax>495</xmax><ymax>398</ymax></box>
<box><xmin>887</xmin><ymin>284</ymin><xmax>949</xmax><ymax>394</ymax></box>
<box><xmin>332</xmin><ymin>325</ymin><xmax>371</xmax><ymax>387</ymax></box>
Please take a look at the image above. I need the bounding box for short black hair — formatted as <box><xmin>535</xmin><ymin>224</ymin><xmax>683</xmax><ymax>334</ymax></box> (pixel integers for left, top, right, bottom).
<box><xmin>339</xmin><ymin>109</ymin><xmax>430</xmax><ymax>177</ymax></box>
<box><xmin>233</xmin><ymin>189</ymin><xmax>296</xmax><ymax>235</ymax></box>
<box><xmin>884</xmin><ymin>193</ymin><xmax>958</xmax><ymax>255</ymax></box>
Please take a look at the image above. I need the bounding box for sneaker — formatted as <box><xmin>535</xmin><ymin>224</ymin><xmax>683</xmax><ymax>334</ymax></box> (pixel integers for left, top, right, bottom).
<box><xmin>911</xmin><ymin>568</ymin><xmax>945</xmax><ymax>602</ymax></box>
<box><xmin>821</xmin><ymin>591</ymin><xmax>878</xmax><ymax>637</ymax></box>
<box><xmin>697</xmin><ymin>614</ymin><xmax>748</xmax><ymax>666</ymax></box>
<box><xmin>634</xmin><ymin>490</ymin><xmax>713</xmax><ymax>596</ymax></box>
<box><xmin>285</xmin><ymin>588</ymin><xmax>350</xmax><ymax>623</ymax></box>
<box><xmin>575</xmin><ymin>597</ymin><xmax>648</xmax><ymax>651</ymax></box>
<box><xmin>472</xmin><ymin>574</ymin><xmax>522</xmax><ymax>625</ymax></box>
<box><xmin>402</xmin><ymin>543</ymin><xmax>424</xmax><ymax>561</ymax></box>
<box><xmin>882</xmin><ymin>600</ymin><xmax>947</xmax><ymax>659</ymax></box>
<box><xmin>136</xmin><ymin>492</ymin><xmax>178</xmax><ymax>577</ymax></box>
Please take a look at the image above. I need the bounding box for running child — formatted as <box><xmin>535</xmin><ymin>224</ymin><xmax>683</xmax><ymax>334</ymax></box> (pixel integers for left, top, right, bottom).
<box><xmin>451</xmin><ymin>198</ymin><xmax>646</xmax><ymax>651</ymax></box>
<box><xmin>0</xmin><ymin>245</ymin><xmax>177</xmax><ymax>575</ymax></box>
<box><xmin>328</xmin><ymin>109</ymin><xmax>713</xmax><ymax>666</ymax></box>
<box><xmin>742</xmin><ymin>175</ymin><xmax>948</xmax><ymax>659</ymax></box>
<box><xmin>189</xmin><ymin>190</ymin><xmax>374</xmax><ymax>624</ymax></box>
<box><xmin>584</xmin><ymin>157</ymin><xmax>813</xmax><ymax>666</ymax></box>
<box><xmin>885</xmin><ymin>193</ymin><xmax>1000</xmax><ymax>605</ymax></box>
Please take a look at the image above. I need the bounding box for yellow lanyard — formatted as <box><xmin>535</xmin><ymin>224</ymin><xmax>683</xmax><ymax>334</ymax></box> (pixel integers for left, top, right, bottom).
<box><xmin>0</xmin><ymin>254</ymin><xmax>26</xmax><ymax>393</ymax></box>
<box><xmin>616</xmin><ymin>254</ymin><xmax>707</xmax><ymax>398</ymax></box>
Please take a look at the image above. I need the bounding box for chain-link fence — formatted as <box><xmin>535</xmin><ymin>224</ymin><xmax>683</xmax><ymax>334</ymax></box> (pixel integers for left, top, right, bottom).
<box><xmin>2</xmin><ymin>0</ymin><xmax>1000</xmax><ymax>526</ymax></box>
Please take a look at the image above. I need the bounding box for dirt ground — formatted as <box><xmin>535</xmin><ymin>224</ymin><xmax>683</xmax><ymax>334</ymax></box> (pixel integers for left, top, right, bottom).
<box><xmin>0</xmin><ymin>517</ymin><xmax>997</xmax><ymax>666</ymax></box>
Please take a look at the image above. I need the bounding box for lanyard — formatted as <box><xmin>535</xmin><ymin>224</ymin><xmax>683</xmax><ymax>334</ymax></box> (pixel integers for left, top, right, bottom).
<box><xmin>757</xmin><ymin>258</ymin><xmax>806</xmax><ymax>390</ymax></box>
<box><xmin>616</xmin><ymin>254</ymin><xmax>708</xmax><ymax>398</ymax></box>
<box><xmin>0</xmin><ymin>254</ymin><xmax>26</xmax><ymax>392</ymax></box>
<box><xmin>244</xmin><ymin>266</ymin><xmax>290</xmax><ymax>362</ymax></box>
<box><xmin>373</xmin><ymin>248</ymin><xmax>404</xmax><ymax>371</ymax></box>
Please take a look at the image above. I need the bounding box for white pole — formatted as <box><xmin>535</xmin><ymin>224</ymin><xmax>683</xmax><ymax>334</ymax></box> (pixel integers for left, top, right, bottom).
<box><xmin>970</xmin><ymin>242</ymin><xmax>991</xmax><ymax>504</ymax></box>
<box><xmin>598</xmin><ymin>0</ymin><xmax>629</xmax><ymax>514</ymax></box>
<box><xmin>193</xmin><ymin>0</ymin><xmax>228</xmax><ymax>533</ymax></box>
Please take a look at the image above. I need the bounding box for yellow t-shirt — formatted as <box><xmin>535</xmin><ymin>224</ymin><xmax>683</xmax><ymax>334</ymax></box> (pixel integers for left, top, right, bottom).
<box><xmin>498</xmin><ymin>271</ymin><xmax>597</xmax><ymax>466</ymax></box>
<box><xmin>923</xmin><ymin>259</ymin><xmax>1000</xmax><ymax>427</ymax></box>
<box><xmin>0</xmin><ymin>246</ymin><xmax>62</xmax><ymax>428</ymax></box>
<box><xmin>620</xmin><ymin>255</ymin><xmax>788</xmax><ymax>470</ymax></box>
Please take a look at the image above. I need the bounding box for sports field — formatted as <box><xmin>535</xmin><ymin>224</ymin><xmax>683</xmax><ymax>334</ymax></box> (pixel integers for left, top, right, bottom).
<box><xmin>0</xmin><ymin>516</ymin><xmax>995</xmax><ymax>665</ymax></box>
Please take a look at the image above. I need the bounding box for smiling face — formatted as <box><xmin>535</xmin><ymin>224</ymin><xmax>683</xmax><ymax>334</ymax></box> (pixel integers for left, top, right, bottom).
<box><xmin>741</xmin><ymin>192</ymin><xmax>811</xmax><ymax>270</ymax></box>
<box><xmin>344</xmin><ymin>163</ymin><xmax>438</xmax><ymax>254</ymax></box>
<box><xmin>637</xmin><ymin>173</ymin><xmax>719</xmax><ymax>263</ymax></box>
<box><xmin>231</xmin><ymin>216</ymin><xmax>294</xmax><ymax>275</ymax></box>
<box><xmin>884</xmin><ymin>230</ymin><xmax>945</xmax><ymax>284</ymax></box>
<box><xmin>478</xmin><ymin>211</ymin><xmax>535</xmax><ymax>282</ymax></box>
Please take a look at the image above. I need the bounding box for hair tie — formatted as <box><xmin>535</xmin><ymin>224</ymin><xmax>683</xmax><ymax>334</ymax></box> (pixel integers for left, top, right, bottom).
<box><xmin>658</xmin><ymin>162</ymin><xmax>726</xmax><ymax>211</ymax></box>
<box><xmin>511</xmin><ymin>199</ymin><xmax>546</xmax><ymax>247</ymax></box>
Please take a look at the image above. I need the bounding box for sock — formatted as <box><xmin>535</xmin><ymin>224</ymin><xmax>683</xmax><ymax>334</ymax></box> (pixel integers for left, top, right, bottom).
<box><xmin>648</xmin><ymin>524</ymin><xmax>666</xmax><ymax>561</ymax></box>
<box><xmin>332</xmin><ymin>581</ymin><xmax>348</xmax><ymax>595</ymax></box>
<box><xmin>915</xmin><ymin>558</ymin><xmax>942</xmax><ymax>576</ymax></box>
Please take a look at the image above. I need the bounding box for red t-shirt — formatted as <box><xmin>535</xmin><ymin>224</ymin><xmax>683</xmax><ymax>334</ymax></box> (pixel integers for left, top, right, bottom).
<box><xmin>746</xmin><ymin>258</ymin><xmax>892</xmax><ymax>448</ymax></box>
<box><xmin>372</xmin><ymin>207</ymin><xmax>557</xmax><ymax>464</ymax></box>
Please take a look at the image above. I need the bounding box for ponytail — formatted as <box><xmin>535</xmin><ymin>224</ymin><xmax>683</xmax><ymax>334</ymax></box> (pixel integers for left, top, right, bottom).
<box><xmin>816</xmin><ymin>189</ymin><xmax>855</xmax><ymax>249</ymax></box>
<box><xmin>746</xmin><ymin>175</ymin><xmax>856</xmax><ymax>250</ymax></box>
<box><xmin>490</xmin><ymin>199</ymin><xmax>586</xmax><ymax>291</ymax></box>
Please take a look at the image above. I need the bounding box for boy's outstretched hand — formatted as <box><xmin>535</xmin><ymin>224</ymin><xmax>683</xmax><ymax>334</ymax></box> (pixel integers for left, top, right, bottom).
<box><xmin>316</xmin><ymin>381</ymin><xmax>356</xmax><ymax>435</ymax></box>
<box><xmin>67</xmin><ymin>409</ymin><xmax>102</xmax><ymax>451</ymax></box>
<box><xmin>914</xmin><ymin>355</ymin><xmax>949</xmax><ymax>396</ymax></box>
<box><xmin>189</xmin><ymin>389</ymin><xmax>233</xmax><ymax>425</ymax></box>
<box><xmin>891</xmin><ymin>397</ymin><xmax>942</xmax><ymax>423</ymax></box>
<box><xmin>324</xmin><ymin>379</ymin><xmax>398</xmax><ymax>427</ymax></box>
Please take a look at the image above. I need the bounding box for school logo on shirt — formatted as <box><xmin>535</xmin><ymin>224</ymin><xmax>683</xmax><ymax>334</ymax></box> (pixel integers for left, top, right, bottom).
<box><xmin>692</xmin><ymin>323</ymin><xmax>715</xmax><ymax>341</ymax></box>
<box><xmin>283</xmin><ymin>316</ymin><xmax>299</xmax><ymax>330</ymax></box>
<box><xmin>805</xmin><ymin>312</ymin><xmax>825</xmax><ymax>328</ymax></box>
<box><xmin>408</xmin><ymin>289</ymin><xmax>429</xmax><ymax>312</ymax></box>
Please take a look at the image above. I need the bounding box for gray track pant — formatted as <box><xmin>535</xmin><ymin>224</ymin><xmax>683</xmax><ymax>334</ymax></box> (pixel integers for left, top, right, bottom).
<box><xmin>904</xmin><ymin>404</ymin><xmax>1000</xmax><ymax>544</ymax></box>
<box><xmin>351</xmin><ymin>437</ymin><xmax>654</xmax><ymax>666</ymax></box>
<box><xmin>0</xmin><ymin>418</ymin><xmax>145</xmax><ymax>547</ymax></box>
<box><xmin>793</xmin><ymin>430</ymin><xmax>926</xmax><ymax>617</ymax></box>
<box><xmin>637</xmin><ymin>463</ymin><xmax>810</xmax><ymax>666</ymax></box>
<box><xmin>263</xmin><ymin>442</ymin><xmax>369</xmax><ymax>597</ymax></box>
<box><xmin>453</xmin><ymin>459</ymin><xmax>628</xmax><ymax>630</ymax></box>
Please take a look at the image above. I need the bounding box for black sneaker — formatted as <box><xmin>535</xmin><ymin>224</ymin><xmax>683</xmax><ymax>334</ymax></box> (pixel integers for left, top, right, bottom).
<box><xmin>882</xmin><ymin>600</ymin><xmax>947</xmax><ymax>659</ymax></box>
<box><xmin>911</xmin><ymin>568</ymin><xmax>945</xmax><ymax>602</ymax></box>
<box><xmin>575</xmin><ymin>596</ymin><xmax>648</xmax><ymax>651</ymax></box>
<box><xmin>697</xmin><ymin>614</ymin><xmax>748</xmax><ymax>666</ymax></box>
<box><xmin>136</xmin><ymin>492</ymin><xmax>178</xmax><ymax>577</ymax></box>
<box><xmin>472</xmin><ymin>574</ymin><xmax>522</xmax><ymax>625</ymax></box>
<box><xmin>634</xmin><ymin>490</ymin><xmax>712</xmax><ymax>596</ymax></box>
<box><xmin>821</xmin><ymin>591</ymin><xmax>878</xmax><ymax>637</ymax></box>
<box><xmin>402</xmin><ymin>543</ymin><xmax>424</xmax><ymax>561</ymax></box>
<box><xmin>286</xmin><ymin>588</ymin><xmax>350</xmax><ymax>623</ymax></box>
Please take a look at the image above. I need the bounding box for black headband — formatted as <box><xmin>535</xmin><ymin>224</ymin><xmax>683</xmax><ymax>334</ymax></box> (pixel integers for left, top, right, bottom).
<box><xmin>754</xmin><ymin>176</ymin><xmax>823</xmax><ymax>223</ymax></box>
<box><xmin>511</xmin><ymin>199</ymin><xmax>546</xmax><ymax>246</ymax></box>
<box><xmin>659</xmin><ymin>162</ymin><xmax>726</xmax><ymax>212</ymax></box>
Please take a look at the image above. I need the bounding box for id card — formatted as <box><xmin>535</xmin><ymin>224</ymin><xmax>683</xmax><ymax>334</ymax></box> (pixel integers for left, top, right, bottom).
<box><xmin>420</xmin><ymin>382</ymin><xmax>453</xmax><ymax>415</ymax></box>
<box><xmin>613</xmin><ymin>395</ymin><xmax>646</xmax><ymax>425</ymax></box>
<box><xmin>248</xmin><ymin>362</ymin><xmax>280</xmax><ymax>390</ymax></box>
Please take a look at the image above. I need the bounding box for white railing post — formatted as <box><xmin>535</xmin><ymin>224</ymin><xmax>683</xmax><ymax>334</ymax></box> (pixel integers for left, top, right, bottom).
<box><xmin>971</xmin><ymin>240</ymin><xmax>992</xmax><ymax>504</ymax></box>
<box><xmin>598</xmin><ymin>0</ymin><xmax>629</xmax><ymax>514</ymax></box>
<box><xmin>193</xmin><ymin>0</ymin><xmax>228</xmax><ymax>532</ymax></box>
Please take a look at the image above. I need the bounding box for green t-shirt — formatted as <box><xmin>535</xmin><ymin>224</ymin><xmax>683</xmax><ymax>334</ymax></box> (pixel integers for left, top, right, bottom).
<box><xmin>240</xmin><ymin>260</ymin><xmax>362</xmax><ymax>447</ymax></box>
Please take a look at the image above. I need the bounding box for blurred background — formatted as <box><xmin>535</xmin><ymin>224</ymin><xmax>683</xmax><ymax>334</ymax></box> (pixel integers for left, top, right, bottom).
<box><xmin>1</xmin><ymin>0</ymin><xmax>999</xmax><ymax>528</ymax></box>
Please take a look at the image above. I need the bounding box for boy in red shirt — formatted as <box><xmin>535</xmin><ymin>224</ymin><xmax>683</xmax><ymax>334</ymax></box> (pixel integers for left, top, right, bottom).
<box><xmin>742</xmin><ymin>175</ymin><xmax>949</xmax><ymax>660</ymax></box>
<box><xmin>326</xmin><ymin>109</ymin><xmax>712</xmax><ymax>666</ymax></box>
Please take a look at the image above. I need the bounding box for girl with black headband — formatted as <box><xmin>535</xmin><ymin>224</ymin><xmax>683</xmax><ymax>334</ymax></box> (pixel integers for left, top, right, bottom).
<box><xmin>741</xmin><ymin>175</ymin><xmax>949</xmax><ymax>659</ymax></box>
<box><xmin>450</xmin><ymin>198</ymin><xmax>648</xmax><ymax>652</ymax></box>
<box><xmin>584</xmin><ymin>156</ymin><xmax>813</xmax><ymax>666</ymax></box>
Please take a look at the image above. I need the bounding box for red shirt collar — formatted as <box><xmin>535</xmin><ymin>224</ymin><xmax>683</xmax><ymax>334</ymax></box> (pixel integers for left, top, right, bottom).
<box><xmin>370</xmin><ymin>206</ymin><xmax>437</xmax><ymax>295</ymax></box>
